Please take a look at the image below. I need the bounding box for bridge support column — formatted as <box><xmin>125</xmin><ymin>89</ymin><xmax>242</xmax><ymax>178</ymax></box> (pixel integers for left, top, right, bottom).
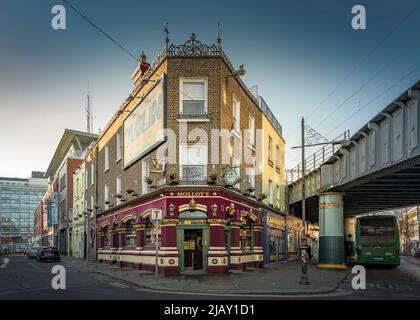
<box><xmin>317</xmin><ymin>192</ymin><xmax>347</xmax><ymax>269</ymax></box>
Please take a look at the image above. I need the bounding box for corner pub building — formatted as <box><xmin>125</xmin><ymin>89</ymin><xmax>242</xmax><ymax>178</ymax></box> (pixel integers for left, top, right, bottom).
<box><xmin>84</xmin><ymin>32</ymin><xmax>286</xmax><ymax>275</ymax></box>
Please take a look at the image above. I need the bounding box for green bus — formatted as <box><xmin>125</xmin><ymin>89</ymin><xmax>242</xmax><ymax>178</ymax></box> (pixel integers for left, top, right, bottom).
<box><xmin>355</xmin><ymin>215</ymin><xmax>400</xmax><ymax>266</ymax></box>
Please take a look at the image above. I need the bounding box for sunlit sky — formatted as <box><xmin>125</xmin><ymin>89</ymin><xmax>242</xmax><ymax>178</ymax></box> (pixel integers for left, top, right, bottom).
<box><xmin>1</xmin><ymin>0</ymin><xmax>420</xmax><ymax>178</ymax></box>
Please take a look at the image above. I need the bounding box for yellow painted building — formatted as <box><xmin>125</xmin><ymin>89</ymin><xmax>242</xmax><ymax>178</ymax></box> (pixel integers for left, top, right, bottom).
<box><xmin>260</xmin><ymin>105</ymin><xmax>286</xmax><ymax>212</ymax></box>
<box><xmin>71</xmin><ymin>162</ymin><xmax>85</xmax><ymax>259</ymax></box>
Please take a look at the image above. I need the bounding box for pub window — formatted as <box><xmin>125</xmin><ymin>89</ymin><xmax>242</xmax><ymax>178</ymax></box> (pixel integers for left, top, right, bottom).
<box><xmin>125</xmin><ymin>219</ymin><xmax>136</xmax><ymax>246</ymax></box>
<box><xmin>241</xmin><ymin>219</ymin><xmax>253</xmax><ymax>252</ymax></box>
<box><xmin>103</xmin><ymin>226</ymin><xmax>110</xmax><ymax>247</ymax></box>
<box><xmin>180</xmin><ymin>78</ymin><xmax>207</xmax><ymax>116</ymax></box>
<box><xmin>145</xmin><ymin>217</ymin><xmax>161</xmax><ymax>245</ymax></box>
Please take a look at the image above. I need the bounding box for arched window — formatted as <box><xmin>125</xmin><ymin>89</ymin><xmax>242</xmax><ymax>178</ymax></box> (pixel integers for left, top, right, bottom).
<box><xmin>125</xmin><ymin>219</ymin><xmax>136</xmax><ymax>246</ymax></box>
<box><xmin>103</xmin><ymin>226</ymin><xmax>110</xmax><ymax>247</ymax></box>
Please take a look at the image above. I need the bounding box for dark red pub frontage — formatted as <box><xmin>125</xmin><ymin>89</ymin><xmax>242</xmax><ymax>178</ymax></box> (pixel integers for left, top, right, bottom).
<box><xmin>96</xmin><ymin>186</ymin><xmax>264</xmax><ymax>275</ymax></box>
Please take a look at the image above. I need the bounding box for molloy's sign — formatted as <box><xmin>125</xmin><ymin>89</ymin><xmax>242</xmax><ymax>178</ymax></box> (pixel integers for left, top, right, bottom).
<box><xmin>123</xmin><ymin>79</ymin><xmax>165</xmax><ymax>168</ymax></box>
<box><xmin>267</xmin><ymin>213</ymin><xmax>285</xmax><ymax>230</ymax></box>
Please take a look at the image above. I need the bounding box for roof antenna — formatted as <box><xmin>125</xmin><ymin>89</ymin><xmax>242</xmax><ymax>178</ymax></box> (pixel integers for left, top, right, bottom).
<box><xmin>164</xmin><ymin>22</ymin><xmax>170</xmax><ymax>49</ymax></box>
<box><xmin>217</xmin><ymin>23</ymin><xmax>222</xmax><ymax>49</ymax></box>
<box><xmin>86</xmin><ymin>82</ymin><xmax>93</xmax><ymax>133</ymax></box>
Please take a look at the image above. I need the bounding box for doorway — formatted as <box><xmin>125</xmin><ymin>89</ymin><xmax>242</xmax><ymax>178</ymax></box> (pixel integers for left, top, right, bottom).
<box><xmin>184</xmin><ymin>229</ymin><xmax>203</xmax><ymax>270</ymax></box>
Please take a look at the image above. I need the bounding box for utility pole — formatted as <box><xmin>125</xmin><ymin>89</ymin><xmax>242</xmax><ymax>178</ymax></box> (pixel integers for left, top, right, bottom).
<box><xmin>299</xmin><ymin>117</ymin><xmax>309</xmax><ymax>285</ymax></box>
<box><xmin>292</xmin><ymin>117</ymin><xmax>346</xmax><ymax>285</ymax></box>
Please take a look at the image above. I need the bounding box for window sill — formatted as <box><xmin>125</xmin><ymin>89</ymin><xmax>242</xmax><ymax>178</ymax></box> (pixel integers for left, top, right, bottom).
<box><xmin>276</xmin><ymin>167</ymin><xmax>281</xmax><ymax>173</ymax></box>
<box><xmin>115</xmin><ymin>158</ymin><xmax>122</xmax><ymax>164</ymax></box>
<box><xmin>104</xmin><ymin>168</ymin><xmax>110</xmax><ymax>173</ymax></box>
<box><xmin>177</xmin><ymin>118</ymin><xmax>210</xmax><ymax>123</ymax></box>
<box><xmin>268</xmin><ymin>160</ymin><xmax>274</xmax><ymax>167</ymax></box>
<box><xmin>231</xmin><ymin>130</ymin><xmax>242</xmax><ymax>140</ymax></box>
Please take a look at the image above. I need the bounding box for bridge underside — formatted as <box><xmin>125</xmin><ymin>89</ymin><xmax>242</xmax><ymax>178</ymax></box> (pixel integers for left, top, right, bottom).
<box><xmin>290</xmin><ymin>154</ymin><xmax>420</xmax><ymax>220</ymax></box>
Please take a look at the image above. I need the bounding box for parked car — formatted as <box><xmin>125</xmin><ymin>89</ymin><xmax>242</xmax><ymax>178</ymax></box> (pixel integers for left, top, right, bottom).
<box><xmin>36</xmin><ymin>247</ymin><xmax>60</xmax><ymax>262</ymax></box>
<box><xmin>28</xmin><ymin>246</ymin><xmax>42</xmax><ymax>259</ymax></box>
<box><xmin>2</xmin><ymin>248</ymin><xmax>11</xmax><ymax>255</ymax></box>
<box><xmin>414</xmin><ymin>248</ymin><xmax>420</xmax><ymax>258</ymax></box>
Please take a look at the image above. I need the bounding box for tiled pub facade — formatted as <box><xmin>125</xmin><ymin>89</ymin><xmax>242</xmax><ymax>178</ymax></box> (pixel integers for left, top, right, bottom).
<box><xmin>85</xmin><ymin>34</ymin><xmax>285</xmax><ymax>274</ymax></box>
<box><xmin>96</xmin><ymin>186</ymin><xmax>264</xmax><ymax>275</ymax></box>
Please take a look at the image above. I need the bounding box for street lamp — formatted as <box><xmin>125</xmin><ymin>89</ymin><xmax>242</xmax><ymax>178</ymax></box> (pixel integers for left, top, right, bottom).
<box><xmin>292</xmin><ymin>117</ymin><xmax>345</xmax><ymax>285</ymax></box>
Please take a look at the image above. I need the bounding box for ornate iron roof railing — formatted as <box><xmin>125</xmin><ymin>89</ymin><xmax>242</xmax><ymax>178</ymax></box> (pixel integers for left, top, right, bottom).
<box><xmin>285</xmin><ymin>130</ymin><xmax>350</xmax><ymax>184</ymax></box>
<box><xmin>259</xmin><ymin>96</ymin><xmax>283</xmax><ymax>136</ymax></box>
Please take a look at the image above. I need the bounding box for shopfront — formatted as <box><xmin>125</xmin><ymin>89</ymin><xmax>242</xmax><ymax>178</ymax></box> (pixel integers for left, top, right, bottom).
<box><xmin>262</xmin><ymin>210</ymin><xmax>286</xmax><ymax>264</ymax></box>
<box><xmin>96</xmin><ymin>186</ymin><xmax>264</xmax><ymax>275</ymax></box>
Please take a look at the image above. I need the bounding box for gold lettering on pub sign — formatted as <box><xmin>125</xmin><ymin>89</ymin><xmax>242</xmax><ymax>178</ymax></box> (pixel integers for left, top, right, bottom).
<box><xmin>176</xmin><ymin>191</ymin><xmax>210</xmax><ymax>197</ymax></box>
<box><xmin>267</xmin><ymin>215</ymin><xmax>285</xmax><ymax>229</ymax></box>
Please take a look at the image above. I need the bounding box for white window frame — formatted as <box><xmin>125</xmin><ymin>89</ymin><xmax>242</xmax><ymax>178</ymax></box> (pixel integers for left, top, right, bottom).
<box><xmin>232</xmin><ymin>154</ymin><xmax>241</xmax><ymax>189</ymax></box>
<box><xmin>248</xmin><ymin>114</ymin><xmax>255</xmax><ymax>147</ymax></box>
<box><xmin>104</xmin><ymin>145</ymin><xmax>110</xmax><ymax>172</ymax></box>
<box><xmin>179</xmin><ymin>78</ymin><xmax>208</xmax><ymax>116</ymax></box>
<box><xmin>268</xmin><ymin>179</ymin><xmax>273</xmax><ymax>205</ymax></box>
<box><xmin>116</xmin><ymin>176</ymin><xmax>122</xmax><ymax>205</ymax></box>
<box><xmin>179</xmin><ymin>144</ymin><xmax>208</xmax><ymax>182</ymax></box>
<box><xmin>90</xmin><ymin>195</ymin><xmax>94</xmax><ymax>212</ymax></box>
<box><xmin>116</xmin><ymin>130</ymin><xmax>122</xmax><ymax>162</ymax></box>
<box><xmin>268</xmin><ymin>136</ymin><xmax>273</xmax><ymax>163</ymax></box>
<box><xmin>142</xmin><ymin>160</ymin><xmax>150</xmax><ymax>195</ymax></box>
<box><xmin>247</xmin><ymin>166</ymin><xmax>255</xmax><ymax>190</ymax></box>
<box><xmin>232</xmin><ymin>96</ymin><xmax>240</xmax><ymax>134</ymax></box>
<box><xmin>276</xmin><ymin>145</ymin><xmax>280</xmax><ymax>169</ymax></box>
<box><xmin>85</xmin><ymin>168</ymin><xmax>88</xmax><ymax>191</ymax></box>
<box><xmin>276</xmin><ymin>184</ymin><xmax>281</xmax><ymax>208</ymax></box>
<box><xmin>90</xmin><ymin>163</ymin><xmax>95</xmax><ymax>186</ymax></box>
<box><xmin>104</xmin><ymin>184</ymin><xmax>109</xmax><ymax>210</ymax></box>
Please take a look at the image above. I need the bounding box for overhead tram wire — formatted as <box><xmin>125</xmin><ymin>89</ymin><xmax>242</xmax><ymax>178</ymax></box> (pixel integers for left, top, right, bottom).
<box><xmin>306</xmin><ymin>2</ymin><xmax>420</xmax><ymax>120</ymax></box>
<box><xmin>286</xmin><ymin>3</ymin><xmax>420</xmax><ymax>168</ymax></box>
<box><xmin>313</xmin><ymin>50</ymin><xmax>401</xmax><ymax>129</ymax></box>
<box><xmin>62</xmin><ymin>0</ymin><xmax>139</xmax><ymax>62</ymax></box>
<box><xmin>325</xmin><ymin>64</ymin><xmax>420</xmax><ymax>137</ymax></box>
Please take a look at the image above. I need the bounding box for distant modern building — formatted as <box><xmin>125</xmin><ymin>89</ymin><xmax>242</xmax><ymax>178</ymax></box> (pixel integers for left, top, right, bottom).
<box><xmin>0</xmin><ymin>172</ymin><xmax>47</xmax><ymax>250</ymax></box>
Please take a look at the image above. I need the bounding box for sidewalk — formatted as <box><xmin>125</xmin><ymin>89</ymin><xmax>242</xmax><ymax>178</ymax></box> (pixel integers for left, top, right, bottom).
<box><xmin>62</xmin><ymin>257</ymin><xmax>350</xmax><ymax>295</ymax></box>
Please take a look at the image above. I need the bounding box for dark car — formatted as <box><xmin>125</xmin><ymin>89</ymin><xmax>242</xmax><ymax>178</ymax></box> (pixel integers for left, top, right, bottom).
<box><xmin>36</xmin><ymin>247</ymin><xmax>60</xmax><ymax>262</ymax></box>
<box><xmin>415</xmin><ymin>248</ymin><xmax>420</xmax><ymax>258</ymax></box>
<box><xmin>2</xmin><ymin>248</ymin><xmax>11</xmax><ymax>255</ymax></box>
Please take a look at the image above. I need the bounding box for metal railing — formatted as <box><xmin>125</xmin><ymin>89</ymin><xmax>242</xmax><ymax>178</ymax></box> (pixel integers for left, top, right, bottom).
<box><xmin>286</xmin><ymin>130</ymin><xmax>350</xmax><ymax>184</ymax></box>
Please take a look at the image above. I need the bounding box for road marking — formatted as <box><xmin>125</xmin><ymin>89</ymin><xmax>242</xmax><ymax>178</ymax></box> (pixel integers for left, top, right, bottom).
<box><xmin>134</xmin><ymin>287</ymin><xmax>353</xmax><ymax>299</ymax></box>
<box><xmin>110</xmin><ymin>282</ymin><xmax>129</xmax><ymax>289</ymax></box>
<box><xmin>0</xmin><ymin>258</ymin><xmax>10</xmax><ymax>269</ymax></box>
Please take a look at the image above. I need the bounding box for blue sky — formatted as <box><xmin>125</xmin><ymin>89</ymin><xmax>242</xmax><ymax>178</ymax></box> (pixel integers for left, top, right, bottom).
<box><xmin>1</xmin><ymin>0</ymin><xmax>420</xmax><ymax>177</ymax></box>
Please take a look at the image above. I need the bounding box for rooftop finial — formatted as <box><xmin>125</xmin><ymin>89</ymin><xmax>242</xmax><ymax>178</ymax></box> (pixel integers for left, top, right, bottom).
<box><xmin>164</xmin><ymin>22</ymin><xmax>170</xmax><ymax>49</ymax></box>
<box><xmin>217</xmin><ymin>23</ymin><xmax>222</xmax><ymax>48</ymax></box>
